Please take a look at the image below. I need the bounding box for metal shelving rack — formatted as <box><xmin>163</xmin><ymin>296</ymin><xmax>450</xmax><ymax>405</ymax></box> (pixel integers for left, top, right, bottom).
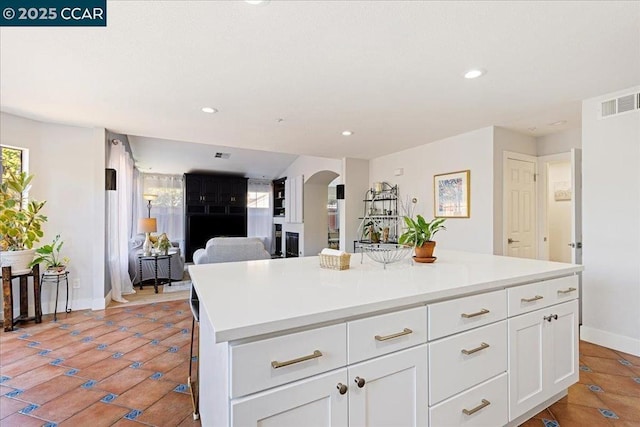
<box><xmin>355</xmin><ymin>183</ymin><xmax>401</xmax><ymax>250</ymax></box>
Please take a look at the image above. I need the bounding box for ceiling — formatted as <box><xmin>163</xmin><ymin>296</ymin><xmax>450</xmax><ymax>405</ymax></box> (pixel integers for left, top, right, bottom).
<box><xmin>1</xmin><ymin>1</ymin><xmax>639</xmax><ymax>163</ymax></box>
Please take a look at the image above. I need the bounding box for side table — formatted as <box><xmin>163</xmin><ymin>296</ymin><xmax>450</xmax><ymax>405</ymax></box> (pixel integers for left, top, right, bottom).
<box><xmin>137</xmin><ymin>253</ymin><xmax>172</xmax><ymax>294</ymax></box>
<box><xmin>2</xmin><ymin>265</ymin><xmax>42</xmax><ymax>332</ymax></box>
<box><xmin>41</xmin><ymin>270</ymin><xmax>71</xmax><ymax>322</ymax></box>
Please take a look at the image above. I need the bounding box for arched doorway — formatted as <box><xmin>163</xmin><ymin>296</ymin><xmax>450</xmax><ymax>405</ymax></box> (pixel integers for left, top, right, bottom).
<box><xmin>304</xmin><ymin>170</ymin><xmax>340</xmax><ymax>256</ymax></box>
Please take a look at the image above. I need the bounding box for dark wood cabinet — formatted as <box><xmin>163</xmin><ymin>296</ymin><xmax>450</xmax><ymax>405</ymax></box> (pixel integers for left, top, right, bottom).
<box><xmin>184</xmin><ymin>174</ymin><xmax>248</xmax><ymax>262</ymax></box>
<box><xmin>273</xmin><ymin>177</ymin><xmax>286</xmax><ymax>217</ymax></box>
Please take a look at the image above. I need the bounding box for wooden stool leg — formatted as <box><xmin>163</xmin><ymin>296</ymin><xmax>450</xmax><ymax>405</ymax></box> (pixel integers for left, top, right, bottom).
<box><xmin>2</xmin><ymin>267</ymin><xmax>13</xmax><ymax>332</ymax></box>
<box><xmin>19</xmin><ymin>276</ymin><xmax>28</xmax><ymax>319</ymax></box>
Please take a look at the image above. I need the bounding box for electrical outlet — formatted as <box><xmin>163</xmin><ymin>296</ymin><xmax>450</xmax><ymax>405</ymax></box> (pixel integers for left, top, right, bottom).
<box><xmin>73</xmin><ymin>279</ymin><xmax>80</xmax><ymax>289</ymax></box>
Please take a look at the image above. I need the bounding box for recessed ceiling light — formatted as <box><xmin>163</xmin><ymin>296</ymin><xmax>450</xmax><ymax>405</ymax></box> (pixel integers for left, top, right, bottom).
<box><xmin>464</xmin><ymin>69</ymin><xmax>486</xmax><ymax>79</ymax></box>
<box><xmin>202</xmin><ymin>107</ymin><xmax>218</xmax><ymax>114</ymax></box>
<box><xmin>245</xmin><ymin>0</ymin><xmax>269</xmax><ymax>5</ymax></box>
<box><xmin>341</xmin><ymin>130</ymin><xmax>354</xmax><ymax>136</ymax></box>
<box><xmin>549</xmin><ymin>120</ymin><xmax>567</xmax><ymax>126</ymax></box>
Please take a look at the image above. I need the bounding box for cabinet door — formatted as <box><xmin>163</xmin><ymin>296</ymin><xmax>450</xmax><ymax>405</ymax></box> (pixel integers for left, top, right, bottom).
<box><xmin>201</xmin><ymin>177</ymin><xmax>218</xmax><ymax>204</ymax></box>
<box><xmin>546</xmin><ymin>300</ymin><xmax>579</xmax><ymax>396</ymax></box>
<box><xmin>508</xmin><ymin>309</ymin><xmax>544</xmax><ymax>420</ymax></box>
<box><xmin>231</xmin><ymin>369</ymin><xmax>348</xmax><ymax>427</ymax></box>
<box><xmin>348</xmin><ymin>345</ymin><xmax>428</xmax><ymax>427</ymax></box>
<box><xmin>229</xmin><ymin>179</ymin><xmax>247</xmax><ymax>206</ymax></box>
<box><xmin>185</xmin><ymin>175</ymin><xmax>204</xmax><ymax>204</ymax></box>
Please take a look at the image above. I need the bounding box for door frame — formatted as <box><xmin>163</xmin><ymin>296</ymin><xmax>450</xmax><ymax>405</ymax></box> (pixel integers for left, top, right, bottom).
<box><xmin>536</xmin><ymin>152</ymin><xmax>571</xmax><ymax>261</ymax></box>
<box><xmin>502</xmin><ymin>151</ymin><xmax>538</xmax><ymax>257</ymax></box>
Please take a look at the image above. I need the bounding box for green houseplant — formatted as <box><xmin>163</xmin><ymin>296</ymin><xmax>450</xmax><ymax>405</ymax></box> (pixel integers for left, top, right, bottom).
<box><xmin>29</xmin><ymin>234</ymin><xmax>69</xmax><ymax>272</ymax></box>
<box><xmin>0</xmin><ymin>170</ymin><xmax>47</xmax><ymax>272</ymax></box>
<box><xmin>398</xmin><ymin>215</ymin><xmax>446</xmax><ymax>259</ymax></box>
<box><xmin>155</xmin><ymin>232</ymin><xmax>172</xmax><ymax>255</ymax></box>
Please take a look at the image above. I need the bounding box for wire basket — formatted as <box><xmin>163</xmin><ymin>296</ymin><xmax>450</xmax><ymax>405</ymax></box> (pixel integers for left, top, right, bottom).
<box><xmin>361</xmin><ymin>244</ymin><xmax>413</xmax><ymax>269</ymax></box>
<box><xmin>319</xmin><ymin>253</ymin><xmax>351</xmax><ymax>270</ymax></box>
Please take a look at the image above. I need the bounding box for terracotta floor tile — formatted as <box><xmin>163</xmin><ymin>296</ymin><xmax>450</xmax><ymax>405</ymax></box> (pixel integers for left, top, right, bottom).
<box><xmin>564</xmin><ymin>383</ymin><xmax>606</xmax><ymax>408</ymax></box>
<box><xmin>580</xmin><ymin>341</ymin><xmax>623</xmax><ymax>359</ymax></box>
<box><xmin>115</xmin><ymin>378</ymin><xmax>178</xmax><ymax>410</ymax></box>
<box><xmin>0</xmin><ymin>337</ymin><xmax>37</xmax><ymax>353</ymax></box>
<box><xmin>95</xmin><ymin>367</ymin><xmax>156</xmax><ymax>395</ymax></box>
<box><xmin>122</xmin><ymin>342</ymin><xmax>170</xmax><ymax>363</ymax></box>
<box><xmin>530</xmin><ymin>408</ymin><xmax>555</xmax><ymax>420</ymax></box>
<box><xmin>178</xmin><ymin>412</ymin><xmax>202</xmax><ymax>427</ymax></box>
<box><xmin>74</xmin><ymin>357</ymin><xmax>132</xmax><ymax>381</ymax></box>
<box><xmin>173</xmin><ymin>318</ymin><xmax>194</xmax><ymax>330</ymax></box>
<box><xmin>18</xmin><ymin>374</ymin><xmax>86</xmax><ymax>405</ymax></box>
<box><xmin>0</xmin><ymin>345</ymin><xmax>41</xmax><ymax>364</ymax></box>
<box><xmin>610</xmin><ymin>420</ymin><xmax>640</xmax><ymax>427</ymax></box>
<box><xmin>163</xmin><ymin>360</ymin><xmax>190</xmax><ymax>384</ymax></box>
<box><xmin>108</xmin><ymin>336</ymin><xmax>150</xmax><ymax>354</ymax></box>
<box><xmin>0</xmin><ymin>353</ymin><xmax>55</xmax><ymax>377</ymax></box>
<box><xmin>143</xmin><ymin>326</ymin><xmax>183</xmax><ymax>341</ymax></box>
<box><xmin>102</xmin><ymin>311</ymin><xmax>137</xmax><ymax>322</ymax></box>
<box><xmin>597</xmin><ymin>393</ymin><xmax>640</xmax><ymax>421</ymax></box>
<box><xmin>142</xmin><ymin>350</ymin><xmax>187</xmax><ymax>373</ymax></box>
<box><xmin>629</xmin><ymin>365</ymin><xmax>640</xmax><ymax>376</ymax></box>
<box><xmin>548</xmin><ymin>402</ymin><xmax>612</xmax><ymax>427</ymax></box>
<box><xmin>582</xmin><ymin>355</ymin><xmax>636</xmax><ymax>376</ymax></box>
<box><xmin>614</xmin><ymin>351</ymin><xmax>640</xmax><ymax>367</ymax></box>
<box><xmin>111</xmin><ymin>418</ymin><xmax>150</xmax><ymax>426</ymax></box>
<box><xmin>518</xmin><ymin>419</ymin><xmax>545</xmax><ymax>427</ymax></box>
<box><xmin>61</xmin><ymin>348</ymin><xmax>114</xmax><ymax>369</ymax></box>
<box><xmin>78</xmin><ymin>324</ymin><xmax>120</xmax><ymax>339</ymax></box>
<box><xmin>4</xmin><ymin>364</ymin><xmax>67</xmax><ymax>390</ymax></box>
<box><xmin>34</xmin><ymin>332</ymin><xmax>84</xmax><ymax>350</ymax></box>
<box><xmin>116</xmin><ymin>316</ymin><xmax>151</xmax><ymax>328</ymax></box>
<box><xmin>64</xmin><ymin>319</ymin><xmax>106</xmax><ymax>332</ymax></box>
<box><xmin>127</xmin><ymin>321</ymin><xmax>164</xmax><ymax>334</ymax></box>
<box><xmin>159</xmin><ymin>330</ymin><xmax>191</xmax><ymax>348</ymax></box>
<box><xmin>93</xmin><ymin>330</ymin><xmax>137</xmax><ymax>346</ymax></box>
<box><xmin>588</xmin><ymin>372</ymin><xmax>640</xmax><ymax>397</ymax></box>
<box><xmin>136</xmin><ymin>390</ymin><xmax>193</xmax><ymax>426</ymax></box>
<box><xmin>30</xmin><ymin>386</ymin><xmax>106</xmax><ymax>423</ymax></box>
<box><xmin>0</xmin><ymin>412</ymin><xmax>51</xmax><ymax>427</ymax></box>
<box><xmin>28</xmin><ymin>325</ymin><xmax>71</xmax><ymax>340</ymax></box>
<box><xmin>0</xmin><ymin>396</ymin><xmax>29</xmax><ymax>420</ymax></box>
<box><xmin>578</xmin><ymin>369</ymin><xmax>595</xmax><ymax>385</ymax></box>
<box><xmin>46</xmin><ymin>340</ymin><xmax>95</xmax><ymax>359</ymax></box>
<box><xmin>59</xmin><ymin>401</ymin><xmax>130</xmax><ymax>427</ymax></box>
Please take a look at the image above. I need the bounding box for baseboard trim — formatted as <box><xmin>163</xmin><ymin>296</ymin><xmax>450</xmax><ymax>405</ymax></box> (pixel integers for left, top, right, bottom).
<box><xmin>580</xmin><ymin>325</ymin><xmax>640</xmax><ymax>356</ymax></box>
<box><xmin>93</xmin><ymin>290</ymin><xmax>110</xmax><ymax>310</ymax></box>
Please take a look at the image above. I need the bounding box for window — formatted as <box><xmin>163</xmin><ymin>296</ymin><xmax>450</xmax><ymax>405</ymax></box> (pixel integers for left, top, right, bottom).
<box><xmin>247</xmin><ymin>191</ymin><xmax>270</xmax><ymax>208</ymax></box>
<box><xmin>1</xmin><ymin>146</ymin><xmax>24</xmax><ymax>183</ymax></box>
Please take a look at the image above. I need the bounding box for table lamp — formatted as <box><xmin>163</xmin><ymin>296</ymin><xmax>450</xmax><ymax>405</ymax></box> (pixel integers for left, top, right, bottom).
<box><xmin>139</xmin><ymin>217</ymin><xmax>157</xmax><ymax>256</ymax></box>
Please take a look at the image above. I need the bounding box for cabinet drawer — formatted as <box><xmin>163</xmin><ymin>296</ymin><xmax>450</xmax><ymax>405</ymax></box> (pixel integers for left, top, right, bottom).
<box><xmin>348</xmin><ymin>306</ymin><xmax>427</xmax><ymax>364</ymax></box>
<box><xmin>430</xmin><ymin>373</ymin><xmax>508</xmax><ymax>427</ymax></box>
<box><xmin>508</xmin><ymin>276</ymin><xmax>578</xmax><ymax>316</ymax></box>
<box><xmin>429</xmin><ymin>321</ymin><xmax>507</xmax><ymax>405</ymax></box>
<box><xmin>428</xmin><ymin>290</ymin><xmax>506</xmax><ymax>340</ymax></box>
<box><xmin>230</xmin><ymin>324</ymin><xmax>347</xmax><ymax>398</ymax></box>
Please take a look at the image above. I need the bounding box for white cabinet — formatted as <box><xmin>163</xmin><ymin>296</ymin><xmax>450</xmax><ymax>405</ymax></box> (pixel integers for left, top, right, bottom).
<box><xmin>285</xmin><ymin>174</ymin><xmax>304</xmax><ymax>224</ymax></box>
<box><xmin>231</xmin><ymin>369</ymin><xmax>348</xmax><ymax>427</ymax></box>
<box><xmin>508</xmin><ymin>299</ymin><xmax>578</xmax><ymax>420</ymax></box>
<box><xmin>348</xmin><ymin>345</ymin><xmax>428</xmax><ymax>427</ymax></box>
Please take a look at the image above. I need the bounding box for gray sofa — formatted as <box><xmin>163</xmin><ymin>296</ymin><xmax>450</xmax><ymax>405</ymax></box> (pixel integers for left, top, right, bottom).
<box><xmin>193</xmin><ymin>237</ymin><xmax>270</xmax><ymax>264</ymax></box>
<box><xmin>128</xmin><ymin>234</ymin><xmax>185</xmax><ymax>283</ymax></box>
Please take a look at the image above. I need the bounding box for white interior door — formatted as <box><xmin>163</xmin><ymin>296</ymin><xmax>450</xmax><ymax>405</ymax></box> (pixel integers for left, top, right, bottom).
<box><xmin>504</xmin><ymin>154</ymin><xmax>537</xmax><ymax>258</ymax></box>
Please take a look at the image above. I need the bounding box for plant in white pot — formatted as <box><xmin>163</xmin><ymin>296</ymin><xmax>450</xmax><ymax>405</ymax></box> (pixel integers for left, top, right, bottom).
<box><xmin>29</xmin><ymin>234</ymin><xmax>69</xmax><ymax>273</ymax></box>
<box><xmin>398</xmin><ymin>215</ymin><xmax>446</xmax><ymax>261</ymax></box>
<box><xmin>0</xmin><ymin>170</ymin><xmax>47</xmax><ymax>273</ymax></box>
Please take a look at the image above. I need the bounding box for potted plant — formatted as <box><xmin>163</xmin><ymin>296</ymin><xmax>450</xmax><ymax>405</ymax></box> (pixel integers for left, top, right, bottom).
<box><xmin>29</xmin><ymin>234</ymin><xmax>69</xmax><ymax>273</ymax></box>
<box><xmin>398</xmin><ymin>215</ymin><xmax>446</xmax><ymax>259</ymax></box>
<box><xmin>0</xmin><ymin>171</ymin><xmax>47</xmax><ymax>272</ymax></box>
<box><xmin>155</xmin><ymin>232</ymin><xmax>172</xmax><ymax>255</ymax></box>
<box><xmin>362</xmin><ymin>220</ymin><xmax>381</xmax><ymax>243</ymax></box>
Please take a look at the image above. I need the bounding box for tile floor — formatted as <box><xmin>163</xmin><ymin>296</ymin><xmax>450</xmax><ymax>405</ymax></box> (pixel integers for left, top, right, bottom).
<box><xmin>2</xmin><ymin>302</ymin><xmax>640</xmax><ymax>426</ymax></box>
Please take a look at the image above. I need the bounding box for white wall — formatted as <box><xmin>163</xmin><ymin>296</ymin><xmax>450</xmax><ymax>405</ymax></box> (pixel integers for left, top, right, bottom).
<box><xmin>279</xmin><ymin>155</ymin><xmax>342</xmax><ymax>257</ymax></box>
<box><xmin>370</xmin><ymin>127</ymin><xmax>495</xmax><ymax>254</ymax></box>
<box><xmin>546</xmin><ymin>161</ymin><xmax>572</xmax><ymax>263</ymax></box>
<box><xmin>493</xmin><ymin>127</ymin><xmax>538</xmax><ymax>255</ymax></box>
<box><xmin>581</xmin><ymin>86</ymin><xmax>640</xmax><ymax>355</ymax></box>
<box><xmin>1</xmin><ymin>112</ymin><xmax>106</xmax><ymax>313</ymax></box>
<box><xmin>536</xmin><ymin>127</ymin><xmax>582</xmax><ymax>156</ymax></box>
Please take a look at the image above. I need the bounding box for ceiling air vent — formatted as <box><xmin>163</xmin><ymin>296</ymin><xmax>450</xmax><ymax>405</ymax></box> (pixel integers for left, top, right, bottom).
<box><xmin>599</xmin><ymin>92</ymin><xmax>640</xmax><ymax>119</ymax></box>
<box><xmin>214</xmin><ymin>152</ymin><xmax>231</xmax><ymax>159</ymax></box>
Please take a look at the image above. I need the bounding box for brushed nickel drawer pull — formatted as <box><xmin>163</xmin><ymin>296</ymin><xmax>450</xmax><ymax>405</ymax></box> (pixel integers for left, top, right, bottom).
<box><xmin>557</xmin><ymin>287</ymin><xmax>577</xmax><ymax>294</ymax></box>
<box><xmin>271</xmin><ymin>350</ymin><xmax>322</xmax><ymax>369</ymax></box>
<box><xmin>337</xmin><ymin>383</ymin><xmax>348</xmax><ymax>395</ymax></box>
<box><xmin>461</xmin><ymin>308</ymin><xmax>490</xmax><ymax>318</ymax></box>
<box><xmin>375</xmin><ymin>328</ymin><xmax>413</xmax><ymax>341</ymax></box>
<box><xmin>461</xmin><ymin>342</ymin><xmax>490</xmax><ymax>355</ymax></box>
<box><xmin>521</xmin><ymin>295</ymin><xmax>543</xmax><ymax>303</ymax></box>
<box><xmin>462</xmin><ymin>399</ymin><xmax>491</xmax><ymax>415</ymax></box>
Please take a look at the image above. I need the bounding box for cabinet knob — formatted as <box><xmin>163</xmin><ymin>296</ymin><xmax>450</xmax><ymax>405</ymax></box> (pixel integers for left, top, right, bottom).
<box><xmin>337</xmin><ymin>383</ymin><xmax>348</xmax><ymax>395</ymax></box>
<box><xmin>354</xmin><ymin>377</ymin><xmax>366</xmax><ymax>388</ymax></box>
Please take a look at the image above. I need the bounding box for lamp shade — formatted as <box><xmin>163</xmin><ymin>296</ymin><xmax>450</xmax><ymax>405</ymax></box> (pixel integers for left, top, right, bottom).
<box><xmin>138</xmin><ymin>218</ymin><xmax>157</xmax><ymax>233</ymax></box>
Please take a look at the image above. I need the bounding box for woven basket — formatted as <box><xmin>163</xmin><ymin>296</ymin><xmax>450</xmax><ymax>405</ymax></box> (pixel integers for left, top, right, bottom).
<box><xmin>319</xmin><ymin>253</ymin><xmax>351</xmax><ymax>270</ymax></box>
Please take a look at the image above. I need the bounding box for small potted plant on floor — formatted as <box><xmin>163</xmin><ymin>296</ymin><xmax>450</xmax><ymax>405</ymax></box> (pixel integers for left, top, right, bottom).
<box><xmin>398</xmin><ymin>215</ymin><xmax>446</xmax><ymax>260</ymax></box>
<box><xmin>29</xmin><ymin>234</ymin><xmax>69</xmax><ymax>273</ymax></box>
<box><xmin>0</xmin><ymin>170</ymin><xmax>47</xmax><ymax>272</ymax></box>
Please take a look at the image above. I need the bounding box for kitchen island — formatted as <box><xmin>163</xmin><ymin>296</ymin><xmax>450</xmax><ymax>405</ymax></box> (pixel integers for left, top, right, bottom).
<box><xmin>189</xmin><ymin>250</ymin><xmax>583</xmax><ymax>427</ymax></box>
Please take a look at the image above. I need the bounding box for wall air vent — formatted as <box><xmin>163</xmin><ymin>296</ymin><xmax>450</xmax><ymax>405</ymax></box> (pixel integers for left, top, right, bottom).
<box><xmin>599</xmin><ymin>92</ymin><xmax>640</xmax><ymax>119</ymax></box>
<box><xmin>214</xmin><ymin>152</ymin><xmax>231</xmax><ymax>159</ymax></box>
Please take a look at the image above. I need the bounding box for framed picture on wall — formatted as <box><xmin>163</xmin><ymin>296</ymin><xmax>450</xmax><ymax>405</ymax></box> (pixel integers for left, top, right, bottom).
<box><xmin>434</xmin><ymin>170</ymin><xmax>470</xmax><ymax>218</ymax></box>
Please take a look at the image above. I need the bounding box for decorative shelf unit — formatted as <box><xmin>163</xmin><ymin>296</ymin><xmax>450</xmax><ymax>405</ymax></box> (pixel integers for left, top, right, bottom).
<box><xmin>357</xmin><ymin>183</ymin><xmax>401</xmax><ymax>247</ymax></box>
<box><xmin>272</xmin><ymin>177</ymin><xmax>286</xmax><ymax>217</ymax></box>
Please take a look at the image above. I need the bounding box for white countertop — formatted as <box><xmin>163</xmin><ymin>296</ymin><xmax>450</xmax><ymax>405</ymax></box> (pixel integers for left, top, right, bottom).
<box><xmin>189</xmin><ymin>250</ymin><xmax>583</xmax><ymax>343</ymax></box>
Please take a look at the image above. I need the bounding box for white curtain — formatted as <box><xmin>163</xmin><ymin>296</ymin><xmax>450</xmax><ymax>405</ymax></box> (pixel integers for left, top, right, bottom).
<box><xmin>247</xmin><ymin>179</ymin><xmax>273</xmax><ymax>253</ymax></box>
<box><xmin>107</xmin><ymin>142</ymin><xmax>135</xmax><ymax>303</ymax></box>
<box><xmin>142</xmin><ymin>174</ymin><xmax>184</xmax><ymax>254</ymax></box>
